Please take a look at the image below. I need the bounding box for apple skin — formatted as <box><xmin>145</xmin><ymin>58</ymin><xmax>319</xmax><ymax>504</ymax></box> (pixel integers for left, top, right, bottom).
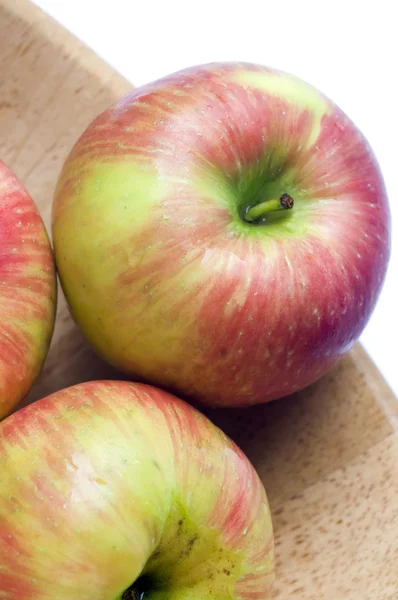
<box><xmin>0</xmin><ymin>160</ymin><xmax>56</xmax><ymax>419</ymax></box>
<box><xmin>52</xmin><ymin>62</ymin><xmax>390</xmax><ymax>407</ymax></box>
<box><xmin>0</xmin><ymin>380</ymin><xmax>274</xmax><ymax>600</ymax></box>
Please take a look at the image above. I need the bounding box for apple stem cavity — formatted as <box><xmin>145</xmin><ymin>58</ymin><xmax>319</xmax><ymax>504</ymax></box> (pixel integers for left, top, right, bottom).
<box><xmin>122</xmin><ymin>574</ymin><xmax>152</xmax><ymax>599</ymax></box>
<box><xmin>244</xmin><ymin>193</ymin><xmax>294</xmax><ymax>223</ymax></box>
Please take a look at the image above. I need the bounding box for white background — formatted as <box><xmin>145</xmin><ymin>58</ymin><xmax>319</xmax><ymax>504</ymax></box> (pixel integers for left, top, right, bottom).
<box><xmin>33</xmin><ymin>0</ymin><xmax>397</xmax><ymax>396</ymax></box>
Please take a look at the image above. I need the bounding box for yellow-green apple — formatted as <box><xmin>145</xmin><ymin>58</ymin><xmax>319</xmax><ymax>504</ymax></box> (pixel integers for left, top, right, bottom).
<box><xmin>52</xmin><ymin>62</ymin><xmax>390</xmax><ymax>407</ymax></box>
<box><xmin>0</xmin><ymin>160</ymin><xmax>56</xmax><ymax>419</ymax></box>
<box><xmin>0</xmin><ymin>380</ymin><xmax>274</xmax><ymax>599</ymax></box>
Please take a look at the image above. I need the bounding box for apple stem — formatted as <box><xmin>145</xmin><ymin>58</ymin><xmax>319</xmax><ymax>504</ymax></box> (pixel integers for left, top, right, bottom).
<box><xmin>244</xmin><ymin>193</ymin><xmax>294</xmax><ymax>223</ymax></box>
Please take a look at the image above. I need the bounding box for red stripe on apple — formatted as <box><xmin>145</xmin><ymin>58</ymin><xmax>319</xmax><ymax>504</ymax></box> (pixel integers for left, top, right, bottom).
<box><xmin>0</xmin><ymin>160</ymin><xmax>56</xmax><ymax>419</ymax></box>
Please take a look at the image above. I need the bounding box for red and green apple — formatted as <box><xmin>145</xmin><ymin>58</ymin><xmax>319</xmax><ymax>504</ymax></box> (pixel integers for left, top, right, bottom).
<box><xmin>0</xmin><ymin>160</ymin><xmax>56</xmax><ymax>419</ymax></box>
<box><xmin>0</xmin><ymin>380</ymin><xmax>274</xmax><ymax>599</ymax></box>
<box><xmin>52</xmin><ymin>62</ymin><xmax>390</xmax><ymax>407</ymax></box>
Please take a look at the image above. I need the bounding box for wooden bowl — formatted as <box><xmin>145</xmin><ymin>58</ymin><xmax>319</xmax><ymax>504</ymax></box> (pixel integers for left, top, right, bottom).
<box><xmin>1</xmin><ymin>1</ymin><xmax>397</xmax><ymax>597</ymax></box>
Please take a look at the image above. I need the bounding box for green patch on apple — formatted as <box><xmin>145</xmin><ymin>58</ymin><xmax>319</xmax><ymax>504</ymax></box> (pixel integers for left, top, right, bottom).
<box><xmin>192</xmin><ymin>155</ymin><xmax>312</xmax><ymax>240</ymax></box>
<box><xmin>120</xmin><ymin>501</ymin><xmax>247</xmax><ymax>599</ymax></box>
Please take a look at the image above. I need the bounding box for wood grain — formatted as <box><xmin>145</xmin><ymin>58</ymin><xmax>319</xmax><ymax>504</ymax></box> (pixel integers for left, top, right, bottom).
<box><xmin>1</xmin><ymin>1</ymin><xmax>397</xmax><ymax>598</ymax></box>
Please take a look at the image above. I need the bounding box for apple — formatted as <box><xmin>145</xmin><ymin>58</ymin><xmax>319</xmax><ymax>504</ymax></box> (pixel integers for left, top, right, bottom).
<box><xmin>0</xmin><ymin>380</ymin><xmax>274</xmax><ymax>599</ymax></box>
<box><xmin>0</xmin><ymin>160</ymin><xmax>56</xmax><ymax>419</ymax></box>
<box><xmin>52</xmin><ymin>62</ymin><xmax>390</xmax><ymax>407</ymax></box>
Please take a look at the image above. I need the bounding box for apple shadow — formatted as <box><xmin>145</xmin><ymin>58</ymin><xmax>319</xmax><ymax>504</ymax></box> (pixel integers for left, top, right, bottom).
<box><xmin>204</xmin><ymin>350</ymin><xmax>392</xmax><ymax>508</ymax></box>
<box><xmin>20</xmin><ymin>303</ymin><xmax>125</xmax><ymax>410</ymax></box>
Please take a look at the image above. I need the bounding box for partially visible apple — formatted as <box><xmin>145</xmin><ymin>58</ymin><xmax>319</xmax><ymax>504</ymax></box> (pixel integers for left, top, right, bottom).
<box><xmin>0</xmin><ymin>380</ymin><xmax>274</xmax><ymax>599</ymax></box>
<box><xmin>0</xmin><ymin>160</ymin><xmax>56</xmax><ymax>419</ymax></box>
<box><xmin>52</xmin><ymin>62</ymin><xmax>390</xmax><ymax>407</ymax></box>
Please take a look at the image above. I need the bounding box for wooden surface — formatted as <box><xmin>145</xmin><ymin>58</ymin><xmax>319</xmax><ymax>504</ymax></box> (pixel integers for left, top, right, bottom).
<box><xmin>1</xmin><ymin>1</ymin><xmax>397</xmax><ymax>597</ymax></box>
